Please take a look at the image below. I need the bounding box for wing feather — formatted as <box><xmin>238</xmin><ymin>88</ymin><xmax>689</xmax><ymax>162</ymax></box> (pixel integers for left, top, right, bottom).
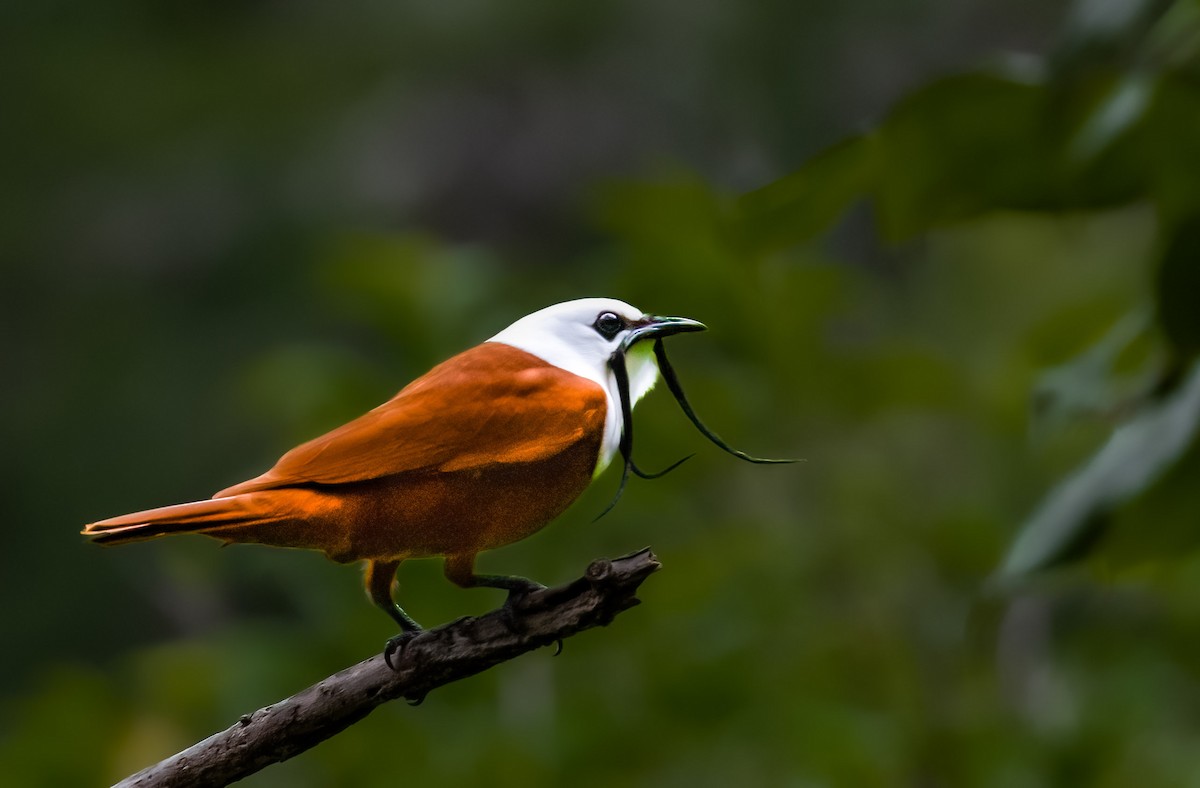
<box><xmin>217</xmin><ymin>343</ymin><xmax>606</xmax><ymax>496</ymax></box>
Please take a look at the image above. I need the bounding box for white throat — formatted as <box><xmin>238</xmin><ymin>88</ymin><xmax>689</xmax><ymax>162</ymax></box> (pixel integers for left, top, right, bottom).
<box><xmin>489</xmin><ymin>318</ymin><xmax>660</xmax><ymax>477</ymax></box>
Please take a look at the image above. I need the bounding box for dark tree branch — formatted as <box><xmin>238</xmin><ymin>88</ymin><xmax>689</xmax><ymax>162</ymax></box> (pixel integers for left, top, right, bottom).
<box><xmin>113</xmin><ymin>548</ymin><xmax>661</xmax><ymax>788</ymax></box>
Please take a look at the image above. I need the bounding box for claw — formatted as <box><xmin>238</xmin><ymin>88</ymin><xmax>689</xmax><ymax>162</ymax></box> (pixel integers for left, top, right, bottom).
<box><xmin>384</xmin><ymin>630</ymin><xmax>420</xmax><ymax>671</ymax></box>
<box><xmin>501</xmin><ymin>581</ymin><xmax>547</xmax><ymax>630</ymax></box>
<box><xmin>552</xmin><ymin>638</ymin><xmax>564</xmax><ymax>656</ymax></box>
<box><xmin>498</xmin><ymin>599</ymin><xmax>523</xmax><ymax>633</ymax></box>
<box><xmin>406</xmin><ymin>694</ymin><xmax>426</xmax><ymax>707</ymax></box>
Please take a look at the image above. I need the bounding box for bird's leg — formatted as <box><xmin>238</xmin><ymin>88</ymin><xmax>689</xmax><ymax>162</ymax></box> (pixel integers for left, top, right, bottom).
<box><xmin>366</xmin><ymin>558</ymin><xmax>422</xmax><ymax>631</ymax></box>
<box><xmin>444</xmin><ymin>554</ymin><xmax>558</xmax><ymax>649</ymax></box>
<box><xmin>365</xmin><ymin>559</ymin><xmax>422</xmax><ymax>669</ymax></box>
<box><xmin>444</xmin><ymin>553</ymin><xmax>546</xmax><ymax>605</ymax></box>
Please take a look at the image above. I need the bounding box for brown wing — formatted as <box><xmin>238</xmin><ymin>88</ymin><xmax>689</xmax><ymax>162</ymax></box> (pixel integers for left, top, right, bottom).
<box><xmin>216</xmin><ymin>343</ymin><xmax>607</xmax><ymax>496</ymax></box>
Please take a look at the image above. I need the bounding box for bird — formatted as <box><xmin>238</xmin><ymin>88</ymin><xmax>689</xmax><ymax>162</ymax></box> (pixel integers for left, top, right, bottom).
<box><xmin>84</xmin><ymin>297</ymin><xmax>789</xmax><ymax>661</ymax></box>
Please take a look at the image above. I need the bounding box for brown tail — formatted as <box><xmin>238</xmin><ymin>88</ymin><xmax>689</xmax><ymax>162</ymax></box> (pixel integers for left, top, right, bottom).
<box><xmin>83</xmin><ymin>496</ymin><xmax>257</xmax><ymax>546</ymax></box>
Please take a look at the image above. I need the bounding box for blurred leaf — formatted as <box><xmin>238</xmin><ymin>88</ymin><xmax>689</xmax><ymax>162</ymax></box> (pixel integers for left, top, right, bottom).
<box><xmin>1143</xmin><ymin>72</ymin><xmax>1200</xmax><ymax>222</ymax></box>
<box><xmin>735</xmin><ymin>135</ymin><xmax>878</xmax><ymax>255</ymax></box>
<box><xmin>1069</xmin><ymin>72</ymin><xmax>1152</xmax><ymax>161</ymax></box>
<box><xmin>1060</xmin><ymin>0</ymin><xmax>1164</xmax><ymax>60</ymax></box>
<box><xmin>1144</xmin><ymin>0</ymin><xmax>1200</xmax><ymax>70</ymax></box>
<box><xmin>1075</xmin><ymin>0</ymin><xmax>1161</xmax><ymax>35</ymax></box>
<box><xmin>1101</xmin><ymin>416</ymin><xmax>1200</xmax><ymax>565</ymax></box>
<box><xmin>866</xmin><ymin>65</ymin><xmax>1160</xmax><ymax>239</ymax></box>
<box><xmin>1155</xmin><ymin>215</ymin><xmax>1200</xmax><ymax>358</ymax></box>
<box><xmin>873</xmin><ymin>72</ymin><xmax>1057</xmax><ymax>240</ymax></box>
<box><xmin>1030</xmin><ymin>307</ymin><xmax>1156</xmax><ymax>436</ymax></box>
<box><xmin>998</xmin><ymin>359</ymin><xmax>1200</xmax><ymax>579</ymax></box>
<box><xmin>736</xmin><ymin>36</ymin><xmax>1194</xmax><ymax>247</ymax></box>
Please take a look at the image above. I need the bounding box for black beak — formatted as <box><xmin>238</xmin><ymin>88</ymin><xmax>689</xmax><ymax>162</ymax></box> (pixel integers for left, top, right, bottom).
<box><xmin>596</xmin><ymin>314</ymin><xmax>705</xmax><ymax>521</ymax></box>
<box><xmin>595</xmin><ymin>312</ymin><xmax>794</xmax><ymax>522</ymax></box>
<box><xmin>619</xmin><ymin>315</ymin><xmax>706</xmax><ymax>353</ymax></box>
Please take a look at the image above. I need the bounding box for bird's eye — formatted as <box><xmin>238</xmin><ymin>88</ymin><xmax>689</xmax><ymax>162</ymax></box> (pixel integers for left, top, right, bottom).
<box><xmin>594</xmin><ymin>311</ymin><xmax>625</xmax><ymax>340</ymax></box>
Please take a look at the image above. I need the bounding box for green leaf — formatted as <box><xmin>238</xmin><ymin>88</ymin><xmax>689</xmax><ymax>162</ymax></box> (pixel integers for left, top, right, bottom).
<box><xmin>873</xmin><ymin>72</ymin><xmax>1057</xmax><ymax>240</ymax></box>
<box><xmin>997</xmin><ymin>359</ymin><xmax>1200</xmax><ymax>580</ymax></box>
<box><xmin>1144</xmin><ymin>0</ymin><xmax>1200</xmax><ymax>71</ymax></box>
<box><xmin>1101</xmin><ymin>421</ymin><xmax>1200</xmax><ymax>565</ymax></box>
<box><xmin>1030</xmin><ymin>307</ymin><xmax>1156</xmax><ymax>437</ymax></box>
<box><xmin>734</xmin><ymin>135</ymin><xmax>878</xmax><ymax>254</ymax></box>
<box><xmin>1143</xmin><ymin>73</ymin><xmax>1200</xmax><ymax>222</ymax></box>
<box><xmin>1069</xmin><ymin>73</ymin><xmax>1152</xmax><ymax>162</ymax></box>
<box><xmin>871</xmin><ymin>68</ymin><xmax>1151</xmax><ymax>240</ymax></box>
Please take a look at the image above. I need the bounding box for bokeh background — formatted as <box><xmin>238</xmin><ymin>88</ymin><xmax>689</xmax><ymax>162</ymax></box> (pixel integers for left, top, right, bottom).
<box><xmin>5</xmin><ymin>0</ymin><xmax>1200</xmax><ymax>785</ymax></box>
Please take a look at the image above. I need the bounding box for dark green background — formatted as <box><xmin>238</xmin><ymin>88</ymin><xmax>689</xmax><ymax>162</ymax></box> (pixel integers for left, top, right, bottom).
<box><xmin>5</xmin><ymin>1</ymin><xmax>1200</xmax><ymax>785</ymax></box>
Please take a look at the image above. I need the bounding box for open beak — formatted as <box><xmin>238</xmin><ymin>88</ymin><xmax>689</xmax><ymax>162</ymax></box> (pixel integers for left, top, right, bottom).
<box><xmin>619</xmin><ymin>315</ymin><xmax>706</xmax><ymax>353</ymax></box>
<box><xmin>595</xmin><ymin>309</ymin><xmax>793</xmax><ymax>522</ymax></box>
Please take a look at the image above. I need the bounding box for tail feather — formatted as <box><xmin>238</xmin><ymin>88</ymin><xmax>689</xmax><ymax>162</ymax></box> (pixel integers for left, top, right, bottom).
<box><xmin>83</xmin><ymin>497</ymin><xmax>253</xmax><ymax>546</ymax></box>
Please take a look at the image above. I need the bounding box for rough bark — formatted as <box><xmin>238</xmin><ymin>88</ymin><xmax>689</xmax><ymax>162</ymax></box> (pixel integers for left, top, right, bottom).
<box><xmin>114</xmin><ymin>548</ymin><xmax>661</xmax><ymax>788</ymax></box>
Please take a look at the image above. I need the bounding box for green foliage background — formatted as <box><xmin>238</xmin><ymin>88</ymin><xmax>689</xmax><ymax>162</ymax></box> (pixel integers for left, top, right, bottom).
<box><xmin>5</xmin><ymin>1</ymin><xmax>1200</xmax><ymax>785</ymax></box>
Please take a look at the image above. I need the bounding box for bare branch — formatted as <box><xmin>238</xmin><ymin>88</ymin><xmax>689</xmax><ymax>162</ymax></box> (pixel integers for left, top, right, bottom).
<box><xmin>114</xmin><ymin>548</ymin><xmax>661</xmax><ymax>788</ymax></box>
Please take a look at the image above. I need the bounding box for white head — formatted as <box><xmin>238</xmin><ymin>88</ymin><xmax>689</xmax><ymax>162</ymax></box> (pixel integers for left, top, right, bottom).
<box><xmin>489</xmin><ymin>297</ymin><xmax>705</xmax><ymax>474</ymax></box>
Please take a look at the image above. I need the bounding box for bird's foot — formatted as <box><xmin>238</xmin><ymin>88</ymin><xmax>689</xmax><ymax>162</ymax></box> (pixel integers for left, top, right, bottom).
<box><xmin>499</xmin><ymin>580</ymin><xmax>547</xmax><ymax>632</ymax></box>
<box><xmin>504</xmin><ymin>578</ymin><xmax>547</xmax><ymax>605</ymax></box>
<box><xmin>383</xmin><ymin>630</ymin><xmax>421</xmax><ymax>671</ymax></box>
